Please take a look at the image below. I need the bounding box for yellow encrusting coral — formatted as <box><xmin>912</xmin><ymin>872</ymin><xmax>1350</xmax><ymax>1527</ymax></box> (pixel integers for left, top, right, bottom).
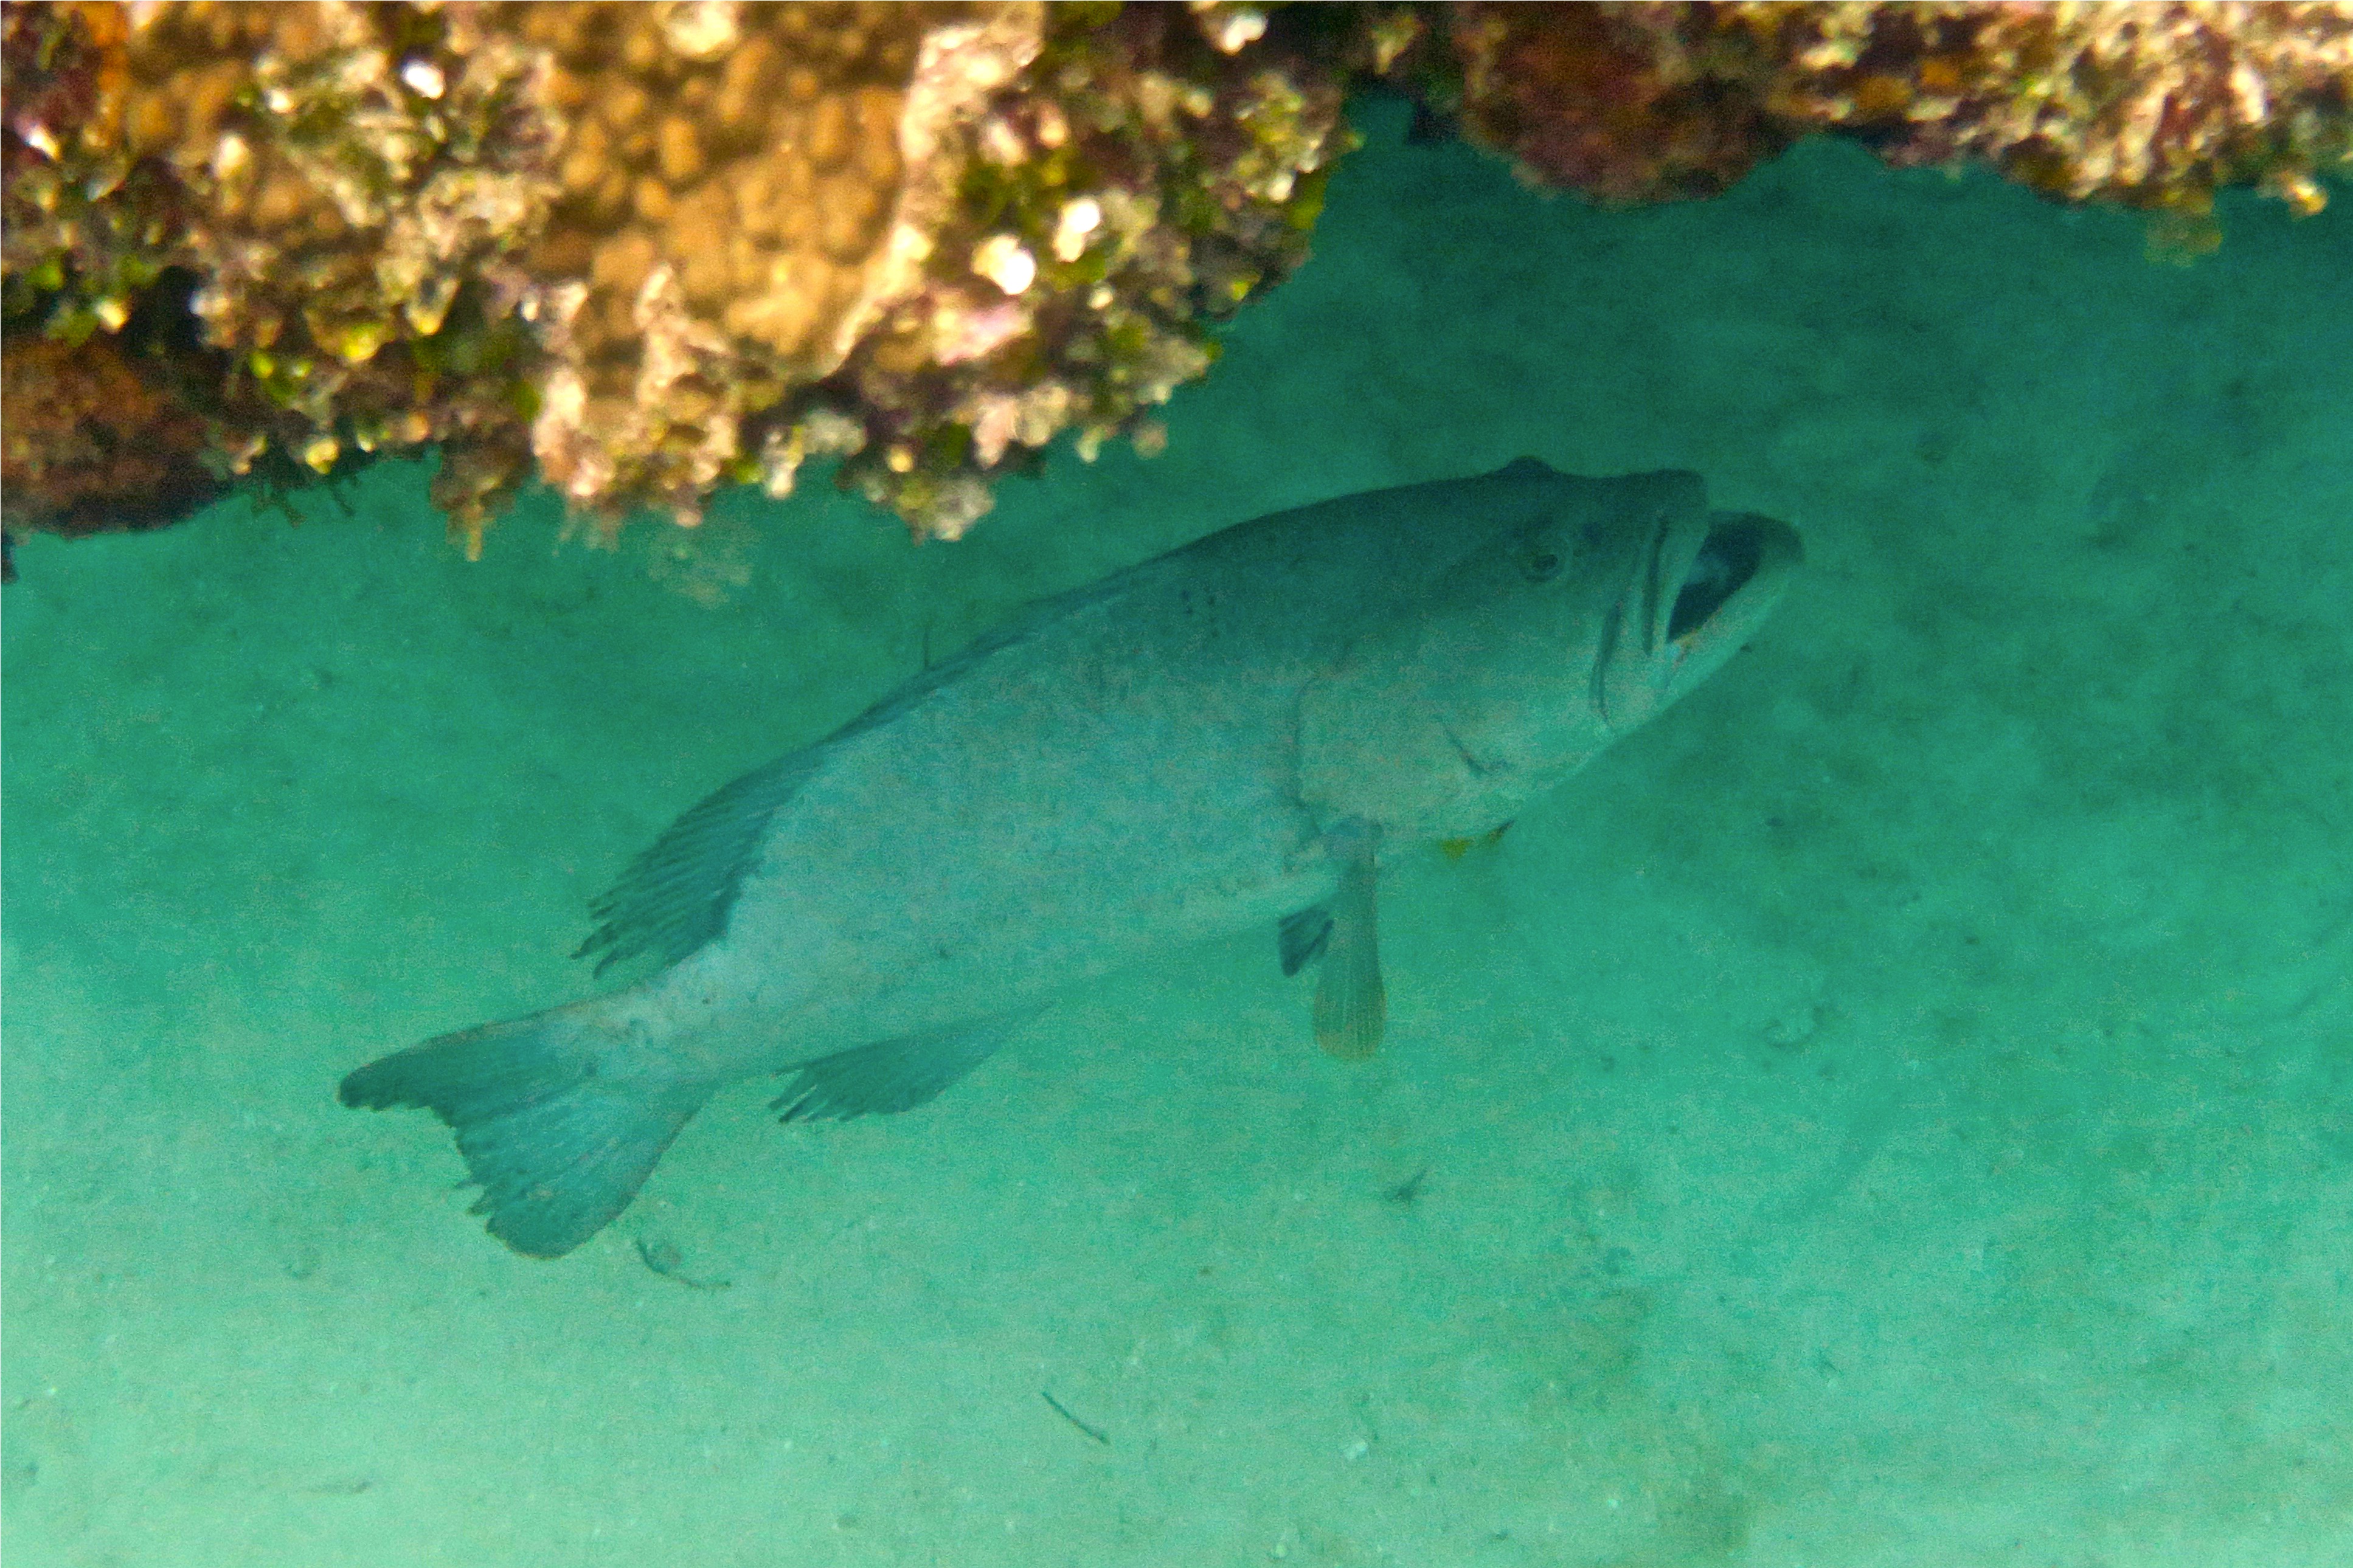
<box><xmin>508</xmin><ymin>1</ymin><xmax>1045</xmax><ymax>539</ymax></box>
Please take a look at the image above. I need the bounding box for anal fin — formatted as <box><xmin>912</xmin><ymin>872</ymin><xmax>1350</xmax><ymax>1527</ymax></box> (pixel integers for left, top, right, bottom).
<box><xmin>772</xmin><ymin>1011</ymin><xmax>1038</xmax><ymax>1122</ymax></box>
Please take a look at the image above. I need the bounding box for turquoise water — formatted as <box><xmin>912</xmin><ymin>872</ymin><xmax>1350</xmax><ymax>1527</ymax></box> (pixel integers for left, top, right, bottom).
<box><xmin>5</xmin><ymin>98</ymin><xmax>2349</xmax><ymax>1565</ymax></box>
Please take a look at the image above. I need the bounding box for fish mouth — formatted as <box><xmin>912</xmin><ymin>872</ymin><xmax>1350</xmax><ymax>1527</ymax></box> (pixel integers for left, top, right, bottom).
<box><xmin>1667</xmin><ymin>511</ymin><xmax>1801</xmax><ymax>643</ymax></box>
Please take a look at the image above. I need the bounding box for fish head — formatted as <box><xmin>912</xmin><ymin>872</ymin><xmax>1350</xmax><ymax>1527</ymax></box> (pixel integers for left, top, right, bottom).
<box><xmin>1300</xmin><ymin>465</ymin><xmax>1800</xmax><ymax>841</ymax></box>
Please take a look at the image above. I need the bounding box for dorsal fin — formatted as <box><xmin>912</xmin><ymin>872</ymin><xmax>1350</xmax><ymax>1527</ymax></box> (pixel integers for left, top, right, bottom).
<box><xmin>574</xmin><ymin>558</ymin><xmax>1161</xmax><ymax>981</ymax></box>
<box><xmin>1495</xmin><ymin>456</ymin><xmax>1556</xmax><ymax>479</ymax></box>
<box><xmin>574</xmin><ymin>750</ymin><xmax>817</xmax><ymax>976</ymax></box>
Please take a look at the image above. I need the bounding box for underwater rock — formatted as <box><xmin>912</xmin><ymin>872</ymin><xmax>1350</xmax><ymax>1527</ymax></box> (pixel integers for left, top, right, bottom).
<box><xmin>0</xmin><ymin>322</ymin><xmax>226</xmax><ymax>540</ymax></box>
<box><xmin>2</xmin><ymin>2</ymin><xmax>2342</xmax><ymax>556</ymax></box>
<box><xmin>1</xmin><ymin>0</ymin><xmax>1346</xmax><ymax>551</ymax></box>
<box><xmin>1426</xmin><ymin>1</ymin><xmax>2352</xmax><ymax>233</ymax></box>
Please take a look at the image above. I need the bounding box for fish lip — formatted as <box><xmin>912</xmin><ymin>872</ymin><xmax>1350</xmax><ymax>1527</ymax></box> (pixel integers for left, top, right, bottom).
<box><xmin>1666</xmin><ymin>510</ymin><xmax>1803</xmax><ymax>649</ymax></box>
<box><xmin>1593</xmin><ymin>497</ymin><xmax>1799</xmax><ymax>728</ymax></box>
<box><xmin>1593</xmin><ymin>492</ymin><xmax>1710</xmax><ymax>725</ymax></box>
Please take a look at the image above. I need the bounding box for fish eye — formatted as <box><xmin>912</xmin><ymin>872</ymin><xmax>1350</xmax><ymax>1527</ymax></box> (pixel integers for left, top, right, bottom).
<box><xmin>1521</xmin><ymin>548</ymin><xmax>1562</xmax><ymax>582</ymax></box>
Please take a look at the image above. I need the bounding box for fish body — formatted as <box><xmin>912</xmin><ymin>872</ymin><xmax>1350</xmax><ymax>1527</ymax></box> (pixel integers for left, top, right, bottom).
<box><xmin>342</xmin><ymin>460</ymin><xmax>1800</xmax><ymax>1255</ymax></box>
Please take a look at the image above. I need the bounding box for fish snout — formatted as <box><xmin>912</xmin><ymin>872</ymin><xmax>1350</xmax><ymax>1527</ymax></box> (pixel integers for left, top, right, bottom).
<box><xmin>1669</xmin><ymin>511</ymin><xmax>1802</xmax><ymax>652</ymax></box>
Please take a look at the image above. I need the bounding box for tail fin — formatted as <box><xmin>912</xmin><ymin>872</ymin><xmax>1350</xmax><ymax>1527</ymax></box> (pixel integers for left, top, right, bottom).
<box><xmin>339</xmin><ymin>1001</ymin><xmax>709</xmax><ymax>1258</ymax></box>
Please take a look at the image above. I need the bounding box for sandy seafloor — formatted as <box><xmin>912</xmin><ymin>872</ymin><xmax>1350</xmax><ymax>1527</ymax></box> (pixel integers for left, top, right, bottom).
<box><xmin>5</xmin><ymin>97</ymin><xmax>2351</xmax><ymax>1568</ymax></box>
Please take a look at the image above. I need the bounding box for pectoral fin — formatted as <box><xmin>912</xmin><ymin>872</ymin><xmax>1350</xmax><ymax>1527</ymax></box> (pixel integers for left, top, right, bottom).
<box><xmin>1278</xmin><ymin>905</ymin><xmax>1332</xmax><ymax>977</ymax></box>
<box><xmin>1311</xmin><ymin>822</ymin><xmax>1386</xmax><ymax>1061</ymax></box>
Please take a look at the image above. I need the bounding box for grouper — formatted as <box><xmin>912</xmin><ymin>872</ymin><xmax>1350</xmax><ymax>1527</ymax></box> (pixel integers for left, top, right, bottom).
<box><xmin>341</xmin><ymin>460</ymin><xmax>1800</xmax><ymax>1256</ymax></box>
